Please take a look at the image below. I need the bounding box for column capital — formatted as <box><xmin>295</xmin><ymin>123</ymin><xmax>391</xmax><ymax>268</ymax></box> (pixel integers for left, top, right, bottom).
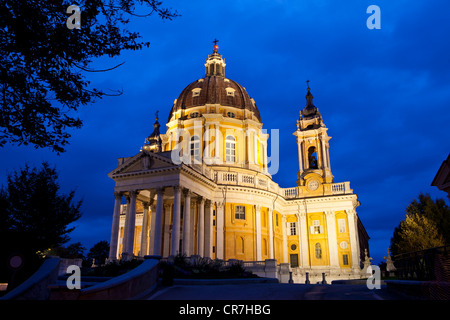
<box><xmin>255</xmin><ymin>204</ymin><xmax>261</xmax><ymax>212</ymax></box>
<box><xmin>163</xmin><ymin>202</ymin><xmax>172</xmax><ymax>210</ymax></box>
<box><xmin>128</xmin><ymin>190</ymin><xmax>138</xmax><ymax>197</ymax></box>
<box><xmin>113</xmin><ymin>191</ymin><xmax>122</xmax><ymax>199</ymax></box>
<box><xmin>216</xmin><ymin>201</ymin><xmax>224</xmax><ymax>208</ymax></box>
<box><xmin>173</xmin><ymin>185</ymin><xmax>181</xmax><ymax>192</ymax></box>
<box><xmin>197</xmin><ymin>195</ymin><xmax>205</xmax><ymax>204</ymax></box>
<box><xmin>182</xmin><ymin>188</ymin><xmax>192</xmax><ymax>197</ymax></box>
<box><xmin>325</xmin><ymin>210</ymin><xmax>335</xmax><ymax>217</ymax></box>
<box><xmin>345</xmin><ymin>209</ymin><xmax>356</xmax><ymax>217</ymax></box>
<box><xmin>141</xmin><ymin>201</ymin><xmax>150</xmax><ymax>208</ymax></box>
<box><xmin>156</xmin><ymin>187</ymin><xmax>165</xmax><ymax>194</ymax></box>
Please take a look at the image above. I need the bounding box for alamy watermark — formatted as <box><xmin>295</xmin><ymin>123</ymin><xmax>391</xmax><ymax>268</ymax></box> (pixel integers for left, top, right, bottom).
<box><xmin>66</xmin><ymin>265</ymin><xmax>81</xmax><ymax>289</ymax></box>
<box><xmin>366</xmin><ymin>265</ymin><xmax>381</xmax><ymax>290</ymax></box>
<box><xmin>66</xmin><ymin>5</ymin><xmax>81</xmax><ymax>30</ymax></box>
<box><xmin>168</xmin><ymin>123</ymin><xmax>280</xmax><ymax>176</ymax></box>
<box><xmin>367</xmin><ymin>5</ymin><xmax>381</xmax><ymax>30</ymax></box>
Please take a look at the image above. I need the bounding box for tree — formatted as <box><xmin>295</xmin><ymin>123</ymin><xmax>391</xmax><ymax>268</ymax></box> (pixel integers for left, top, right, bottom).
<box><xmin>87</xmin><ymin>240</ymin><xmax>110</xmax><ymax>265</ymax></box>
<box><xmin>0</xmin><ymin>162</ymin><xmax>82</xmax><ymax>254</ymax></box>
<box><xmin>390</xmin><ymin>193</ymin><xmax>450</xmax><ymax>256</ymax></box>
<box><xmin>0</xmin><ymin>0</ymin><xmax>178</xmax><ymax>153</ymax></box>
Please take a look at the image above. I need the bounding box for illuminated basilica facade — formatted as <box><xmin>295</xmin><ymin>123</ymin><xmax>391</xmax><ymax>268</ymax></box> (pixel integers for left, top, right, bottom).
<box><xmin>107</xmin><ymin>43</ymin><xmax>369</xmax><ymax>281</ymax></box>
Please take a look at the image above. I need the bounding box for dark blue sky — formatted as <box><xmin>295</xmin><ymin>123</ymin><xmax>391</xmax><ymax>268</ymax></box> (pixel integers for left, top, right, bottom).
<box><xmin>1</xmin><ymin>0</ymin><xmax>449</xmax><ymax>264</ymax></box>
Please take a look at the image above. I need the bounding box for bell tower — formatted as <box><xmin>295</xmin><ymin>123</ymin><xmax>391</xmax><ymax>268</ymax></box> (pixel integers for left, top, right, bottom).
<box><xmin>293</xmin><ymin>82</ymin><xmax>333</xmax><ymax>188</ymax></box>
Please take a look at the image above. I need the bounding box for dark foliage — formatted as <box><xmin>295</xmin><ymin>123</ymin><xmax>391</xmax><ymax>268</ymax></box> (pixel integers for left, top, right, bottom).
<box><xmin>0</xmin><ymin>162</ymin><xmax>82</xmax><ymax>287</ymax></box>
<box><xmin>86</xmin><ymin>240</ymin><xmax>110</xmax><ymax>266</ymax></box>
<box><xmin>0</xmin><ymin>0</ymin><xmax>178</xmax><ymax>152</ymax></box>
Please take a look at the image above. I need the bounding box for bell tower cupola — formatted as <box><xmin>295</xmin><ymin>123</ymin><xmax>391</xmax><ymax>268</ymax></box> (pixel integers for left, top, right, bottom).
<box><xmin>205</xmin><ymin>39</ymin><xmax>226</xmax><ymax>77</ymax></box>
<box><xmin>294</xmin><ymin>81</ymin><xmax>333</xmax><ymax>187</ymax></box>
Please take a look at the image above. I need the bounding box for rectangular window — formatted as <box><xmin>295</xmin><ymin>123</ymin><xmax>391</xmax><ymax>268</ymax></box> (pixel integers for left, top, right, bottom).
<box><xmin>338</xmin><ymin>219</ymin><xmax>346</xmax><ymax>233</ymax></box>
<box><xmin>275</xmin><ymin>214</ymin><xmax>279</xmax><ymax>227</ymax></box>
<box><xmin>235</xmin><ymin>205</ymin><xmax>245</xmax><ymax>220</ymax></box>
<box><xmin>290</xmin><ymin>254</ymin><xmax>299</xmax><ymax>268</ymax></box>
<box><xmin>343</xmin><ymin>254</ymin><xmax>349</xmax><ymax>265</ymax></box>
<box><xmin>288</xmin><ymin>222</ymin><xmax>297</xmax><ymax>236</ymax></box>
<box><xmin>310</xmin><ymin>220</ymin><xmax>323</xmax><ymax>234</ymax></box>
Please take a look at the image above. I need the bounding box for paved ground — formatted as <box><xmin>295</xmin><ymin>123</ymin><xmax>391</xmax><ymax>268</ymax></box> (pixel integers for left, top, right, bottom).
<box><xmin>147</xmin><ymin>283</ymin><xmax>408</xmax><ymax>300</ymax></box>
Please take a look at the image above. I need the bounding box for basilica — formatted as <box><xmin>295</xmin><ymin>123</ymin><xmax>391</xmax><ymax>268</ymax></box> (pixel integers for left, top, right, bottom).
<box><xmin>107</xmin><ymin>43</ymin><xmax>369</xmax><ymax>282</ymax></box>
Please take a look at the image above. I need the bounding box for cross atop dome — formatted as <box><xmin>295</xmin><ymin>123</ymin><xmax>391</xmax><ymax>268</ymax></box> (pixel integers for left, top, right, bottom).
<box><xmin>213</xmin><ymin>38</ymin><xmax>219</xmax><ymax>53</ymax></box>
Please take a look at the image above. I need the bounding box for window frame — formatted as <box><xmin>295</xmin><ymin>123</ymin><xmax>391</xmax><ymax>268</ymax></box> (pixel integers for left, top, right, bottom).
<box><xmin>225</xmin><ymin>135</ymin><xmax>236</xmax><ymax>163</ymax></box>
<box><xmin>288</xmin><ymin>222</ymin><xmax>297</xmax><ymax>236</ymax></box>
<box><xmin>190</xmin><ymin>135</ymin><xmax>201</xmax><ymax>162</ymax></box>
<box><xmin>235</xmin><ymin>205</ymin><xmax>245</xmax><ymax>220</ymax></box>
<box><xmin>315</xmin><ymin>243</ymin><xmax>322</xmax><ymax>259</ymax></box>
<box><xmin>338</xmin><ymin>218</ymin><xmax>346</xmax><ymax>233</ymax></box>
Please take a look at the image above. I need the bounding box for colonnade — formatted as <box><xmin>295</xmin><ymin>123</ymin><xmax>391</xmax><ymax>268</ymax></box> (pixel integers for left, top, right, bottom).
<box><xmin>108</xmin><ymin>186</ymin><xmax>217</xmax><ymax>261</ymax></box>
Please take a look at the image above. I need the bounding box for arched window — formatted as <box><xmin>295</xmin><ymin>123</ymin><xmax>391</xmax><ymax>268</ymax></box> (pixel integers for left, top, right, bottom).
<box><xmin>315</xmin><ymin>243</ymin><xmax>322</xmax><ymax>259</ymax></box>
<box><xmin>190</xmin><ymin>135</ymin><xmax>201</xmax><ymax>162</ymax></box>
<box><xmin>225</xmin><ymin>135</ymin><xmax>236</xmax><ymax>162</ymax></box>
<box><xmin>308</xmin><ymin>146</ymin><xmax>318</xmax><ymax>169</ymax></box>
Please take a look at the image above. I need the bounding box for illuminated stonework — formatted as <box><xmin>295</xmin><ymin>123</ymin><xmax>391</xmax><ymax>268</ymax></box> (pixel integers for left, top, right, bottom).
<box><xmin>107</xmin><ymin>44</ymin><xmax>370</xmax><ymax>282</ymax></box>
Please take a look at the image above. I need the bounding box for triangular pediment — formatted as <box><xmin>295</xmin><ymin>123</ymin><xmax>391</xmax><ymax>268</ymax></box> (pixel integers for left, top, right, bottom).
<box><xmin>108</xmin><ymin>150</ymin><xmax>179</xmax><ymax>178</ymax></box>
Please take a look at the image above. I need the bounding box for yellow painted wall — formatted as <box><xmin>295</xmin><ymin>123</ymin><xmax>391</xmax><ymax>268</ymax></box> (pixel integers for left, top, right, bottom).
<box><xmin>272</xmin><ymin>211</ymin><xmax>284</xmax><ymax>263</ymax></box>
<box><xmin>307</xmin><ymin>212</ymin><xmax>330</xmax><ymax>266</ymax></box>
<box><xmin>286</xmin><ymin>215</ymin><xmax>300</xmax><ymax>267</ymax></box>
<box><xmin>335</xmin><ymin>211</ymin><xmax>352</xmax><ymax>268</ymax></box>
<box><xmin>224</xmin><ymin>203</ymin><xmax>256</xmax><ymax>261</ymax></box>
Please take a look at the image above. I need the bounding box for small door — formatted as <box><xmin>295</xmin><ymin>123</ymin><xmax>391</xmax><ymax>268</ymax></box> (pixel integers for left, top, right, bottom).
<box><xmin>290</xmin><ymin>254</ymin><xmax>299</xmax><ymax>268</ymax></box>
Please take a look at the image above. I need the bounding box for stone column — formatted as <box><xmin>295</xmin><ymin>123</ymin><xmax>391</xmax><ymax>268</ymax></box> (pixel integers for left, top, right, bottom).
<box><xmin>326</xmin><ymin>210</ymin><xmax>339</xmax><ymax>268</ymax></box>
<box><xmin>124</xmin><ymin>190</ymin><xmax>138</xmax><ymax>257</ymax></box>
<box><xmin>321</xmin><ymin>135</ymin><xmax>328</xmax><ymax>169</ymax></box>
<box><xmin>282</xmin><ymin>215</ymin><xmax>288</xmax><ymax>264</ymax></box>
<box><xmin>216</xmin><ymin>202</ymin><xmax>224</xmax><ymax>259</ymax></box>
<box><xmin>295</xmin><ymin>213</ymin><xmax>303</xmax><ymax>267</ymax></box>
<box><xmin>182</xmin><ymin>189</ymin><xmax>191</xmax><ymax>256</ymax></box>
<box><xmin>152</xmin><ymin>188</ymin><xmax>164</xmax><ymax>256</ymax></box>
<box><xmin>326</xmin><ymin>142</ymin><xmax>331</xmax><ymax>169</ymax></box>
<box><xmin>108</xmin><ymin>191</ymin><xmax>122</xmax><ymax>261</ymax></box>
<box><xmin>122</xmin><ymin>195</ymin><xmax>131</xmax><ymax>256</ymax></box>
<box><xmin>197</xmin><ymin>197</ymin><xmax>205</xmax><ymax>257</ymax></box>
<box><xmin>214</xmin><ymin>123</ymin><xmax>220</xmax><ymax>162</ymax></box>
<box><xmin>347</xmin><ymin>209</ymin><xmax>361</xmax><ymax>269</ymax></box>
<box><xmin>163</xmin><ymin>202</ymin><xmax>171</xmax><ymax>257</ymax></box>
<box><xmin>263</xmin><ymin>141</ymin><xmax>268</xmax><ymax>173</ymax></box>
<box><xmin>204</xmin><ymin>123</ymin><xmax>211</xmax><ymax>163</ymax></box>
<box><xmin>190</xmin><ymin>200</ymin><xmax>196</xmax><ymax>255</ymax></box>
<box><xmin>267</xmin><ymin>207</ymin><xmax>274</xmax><ymax>259</ymax></box>
<box><xmin>299</xmin><ymin>212</ymin><xmax>310</xmax><ymax>267</ymax></box>
<box><xmin>148</xmin><ymin>202</ymin><xmax>156</xmax><ymax>255</ymax></box>
<box><xmin>255</xmin><ymin>205</ymin><xmax>262</xmax><ymax>261</ymax></box>
<box><xmin>171</xmin><ymin>186</ymin><xmax>181</xmax><ymax>256</ymax></box>
<box><xmin>297</xmin><ymin>138</ymin><xmax>304</xmax><ymax>176</ymax></box>
<box><xmin>204</xmin><ymin>200</ymin><xmax>213</xmax><ymax>258</ymax></box>
<box><xmin>252</xmin><ymin>130</ymin><xmax>257</xmax><ymax>164</ymax></box>
<box><xmin>140</xmin><ymin>201</ymin><xmax>150</xmax><ymax>257</ymax></box>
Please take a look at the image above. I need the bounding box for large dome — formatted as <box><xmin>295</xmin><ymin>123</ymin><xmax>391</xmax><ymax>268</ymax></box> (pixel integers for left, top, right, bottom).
<box><xmin>167</xmin><ymin>47</ymin><xmax>262</xmax><ymax>123</ymax></box>
<box><xmin>168</xmin><ymin>76</ymin><xmax>261</xmax><ymax>123</ymax></box>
